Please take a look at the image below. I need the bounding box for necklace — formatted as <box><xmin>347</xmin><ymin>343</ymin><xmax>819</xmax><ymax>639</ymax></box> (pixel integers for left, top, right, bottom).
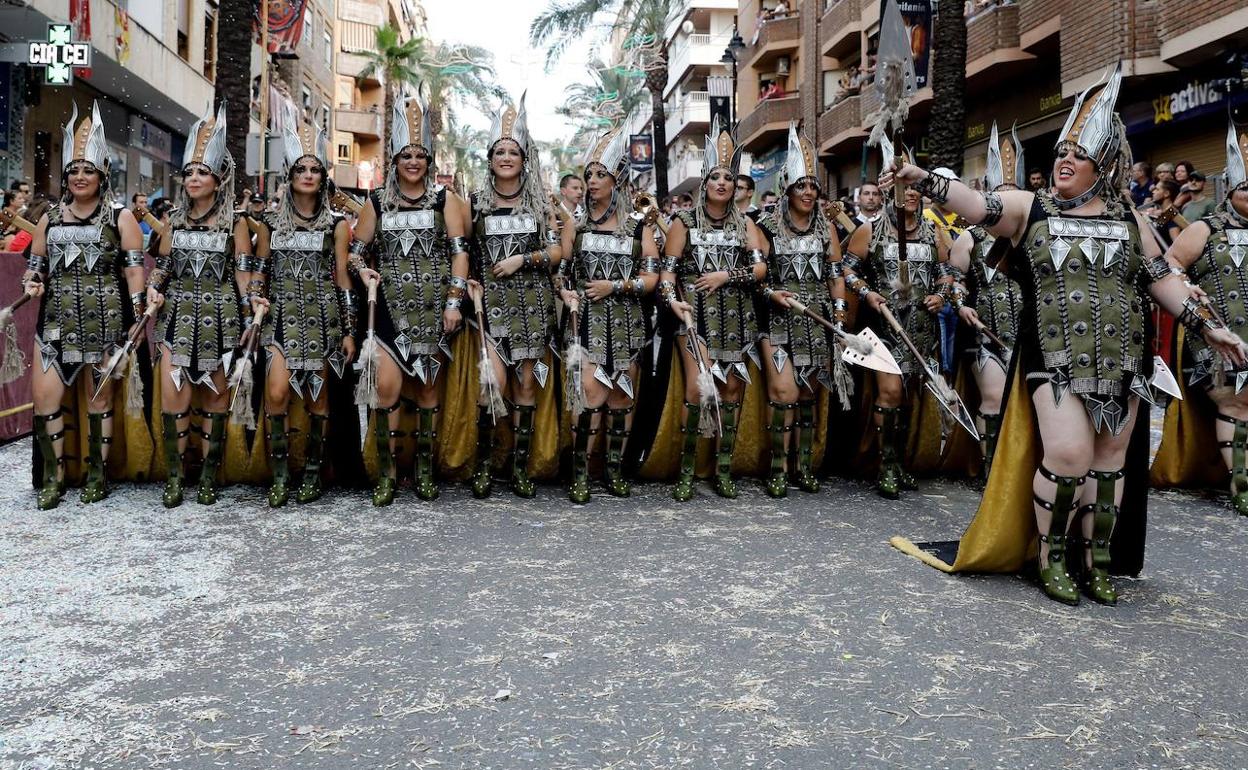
<box><xmin>704</xmin><ymin>206</ymin><xmax>730</xmax><ymax>224</ymax></box>
<box><xmin>186</xmin><ymin>204</ymin><xmax>215</xmax><ymax>225</ymax></box>
<box><xmin>784</xmin><ymin>208</ymin><xmax>814</xmax><ymax>235</ymax></box>
<box><xmin>292</xmin><ymin>202</ymin><xmax>321</xmax><ymax>224</ymax></box>
<box><xmin>398</xmin><ymin>187</ymin><xmax>427</xmax><ymax>206</ymax></box>
<box><xmin>66</xmin><ymin>200</ymin><xmax>103</xmax><ymax>223</ymax></box>
<box><xmin>587</xmin><ymin>198</ymin><xmax>616</xmax><ymax>226</ymax></box>
<box><xmin>491</xmin><ymin>178</ymin><xmax>522</xmax><ymax>201</ymax></box>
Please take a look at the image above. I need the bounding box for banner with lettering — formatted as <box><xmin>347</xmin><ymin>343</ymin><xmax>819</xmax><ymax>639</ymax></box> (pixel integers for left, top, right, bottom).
<box><xmin>880</xmin><ymin>0</ymin><xmax>932</xmax><ymax>90</ymax></box>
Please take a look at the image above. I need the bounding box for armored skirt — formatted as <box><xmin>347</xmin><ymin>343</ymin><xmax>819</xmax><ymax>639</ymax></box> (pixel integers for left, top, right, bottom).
<box><xmin>565</xmin><ymin>223</ymin><xmax>652</xmax><ymax>385</ymax></box>
<box><xmin>758</xmin><ymin>214</ymin><xmax>835</xmax><ymax>376</ymax></box>
<box><xmin>1182</xmin><ymin>210</ymin><xmax>1248</xmax><ymax>388</ymax></box>
<box><xmin>856</xmin><ymin>217</ymin><xmax>941</xmax><ymax>376</ymax></box>
<box><xmin>35</xmin><ymin>205</ymin><xmax>134</xmax><ymax>385</ymax></box>
<box><xmin>154</xmin><ymin>223</ymin><xmax>245</xmax><ymax>386</ymax></box>
<box><xmin>262</xmin><ymin>217</ymin><xmax>348</xmax><ymax>398</ymax></box>
<box><xmin>471</xmin><ymin>197</ymin><xmax>556</xmax><ymax>367</ymax></box>
<box><xmin>670</xmin><ymin>210</ymin><xmax>758</xmax><ymax>374</ymax></box>
<box><xmin>966</xmin><ymin>225</ymin><xmax>1022</xmax><ymax>370</ymax></box>
<box><xmin>370</xmin><ymin>191</ymin><xmax>455</xmax><ymax>382</ymax></box>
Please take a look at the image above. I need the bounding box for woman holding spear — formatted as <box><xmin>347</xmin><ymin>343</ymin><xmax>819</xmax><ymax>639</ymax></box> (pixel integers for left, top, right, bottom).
<box><xmin>248</xmin><ymin>112</ymin><xmax>356</xmax><ymax>507</ymax></box>
<box><xmin>146</xmin><ymin>104</ymin><xmax>256</xmax><ymax>508</ymax></box>
<box><xmin>22</xmin><ymin>102</ymin><xmax>146</xmax><ymax>509</ymax></box>
<box><xmin>556</xmin><ymin>128</ymin><xmax>660</xmax><ymax>503</ymax></box>
<box><xmin>347</xmin><ymin>95</ymin><xmax>470</xmax><ymax>506</ymax></box>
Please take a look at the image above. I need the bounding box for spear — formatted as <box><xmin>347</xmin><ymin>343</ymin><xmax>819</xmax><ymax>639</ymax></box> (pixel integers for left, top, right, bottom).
<box><xmin>92</xmin><ymin>304</ymin><xmax>159</xmax><ymax>401</ymax></box>
<box><xmin>879</xmin><ymin>305</ymin><xmax>980</xmax><ymax>441</ymax></box>
<box><xmin>870</xmin><ymin>0</ymin><xmax>917</xmax><ymax>294</ymax></box>
<box><xmin>784</xmin><ymin>297</ymin><xmax>900</xmax><ymax>375</ymax></box>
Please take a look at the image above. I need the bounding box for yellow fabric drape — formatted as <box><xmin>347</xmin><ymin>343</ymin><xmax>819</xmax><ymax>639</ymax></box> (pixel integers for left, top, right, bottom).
<box><xmin>1150</xmin><ymin>328</ymin><xmax>1225</xmax><ymax>489</ymax></box>
<box><xmin>61</xmin><ymin>367</ymin><xmax>154</xmax><ymax>485</ymax></box>
<box><xmin>148</xmin><ymin>371</ymin><xmax>265</xmax><ymax>484</ymax></box>
<box><xmin>890</xmin><ymin>360</ymin><xmax>1038</xmax><ymax>573</ymax></box>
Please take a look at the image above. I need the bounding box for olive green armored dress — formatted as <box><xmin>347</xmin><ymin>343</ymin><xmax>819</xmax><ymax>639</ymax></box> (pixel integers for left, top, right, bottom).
<box><xmin>965</xmin><ymin>224</ymin><xmax>1022</xmax><ymax>469</ymax></box>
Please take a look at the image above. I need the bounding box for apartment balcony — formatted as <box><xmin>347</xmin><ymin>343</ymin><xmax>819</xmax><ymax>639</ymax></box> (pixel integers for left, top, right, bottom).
<box><xmin>819</xmin><ymin>0</ymin><xmax>861</xmax><ymax>60</ymax></box>
<box><xmin>337</xmin><ymin>108</ymin><xmax>383</xmax><ymax>139</ymax></box>
<box><xmin>738</xmin><ymin>92</ymin><xmax>801</xmax><ymax>153</ymax></box>
<box><xmin>742</xmin><ymin>14</ymin><xmax>800</xmax><ymax>72</ymax></box>
<box><xmin>665</xmin><ymin>33</ymin><xmax>731</xmax><ymax>96</ymax></box>
<box><xmin>338</xmin><ymin>51</ymin><xmax>380</xmax><ymax>84</ymax></box>
<box><xmin>965</xmin><ymin>2</ymin><xmax>1033</xmax><ymax>80</ymax></box>
<box><xmin>664</xmin><ymin>91</ymin><xmax>711</xmax><ymax>141</ymax></box>
<box><xmin>667</xmin><ymin>151</ymin><xmax>703</xmax><ymax>196</ymax></box>
<box><xmin>817</xmin><ymin>94</ymin><xmax>865</xmax><ymax>154</ymax></box>
<box><xmin>663</xmin><ymin>0</ymin><xmax>740</xmax><ymax>43</ymax></box>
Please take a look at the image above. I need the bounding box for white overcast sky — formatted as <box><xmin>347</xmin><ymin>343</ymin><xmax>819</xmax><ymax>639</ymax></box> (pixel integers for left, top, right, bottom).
<box><xmin>425</xmin><ymin>0</ymin><xmax>605</xmax><ymax>145</ymax></box>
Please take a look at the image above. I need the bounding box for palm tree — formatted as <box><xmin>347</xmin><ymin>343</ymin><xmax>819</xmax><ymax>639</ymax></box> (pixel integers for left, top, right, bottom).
<box><xmin>927</xmin><ymin>2</ymin><xmax>967</xmax><ymax>172</ymax></box>
<box><xmin>358</xmin><ymin>25</ymin><xmax>424</xmax><ymax>155</ymax></box>
<box><xmin>531</xmin><ymin>0</ymin><xmax>675</xmax><ymax>199</ymax></box>
<box><xmin>442</xmin><ymin>118</ymin><xmax>489</xmax><ymax>191</ymax></box>
<box><xmin>215</xmin><ymin>0</ymin><xmax>254</xmax><ymax>197</ymax></box>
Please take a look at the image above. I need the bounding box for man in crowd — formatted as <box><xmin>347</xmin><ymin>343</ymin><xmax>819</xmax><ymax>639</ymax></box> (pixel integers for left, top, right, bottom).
<box><xmin>248</xmin><ymin>192</ymin><xmax>267</xmax><ymax>218</ymax></box>
<box><xmin>1130</xmin><ymin>161</ymin><xmax>1155</xmax><ymax>207</ymax></box>
<box><xmin>1181</xmin><ymin>170</ymin><xmax>1216</xmax><ymax>221</ymax></box>
<box><xmin>1027</xmin><ymin>168</ymin><xmax>1047</xmax><ymax>192</ymax></box>
<box><xmin>760</xmin><ymin>190</ymin><xmax>778</xmax><ymax>214</ymax></box>
<box><xmin>735</xmin><ymin>174</ymin><xmax>757</xmax><ymax>218</ymax></box>
<box><xmin>9</xmin><ymin>179</ymin><xmax>31</xmax><ymax>215</ymax></box>
<box><xmin>1155</xmin><ymin>162</ymin><xmax>1176</xmax><ymax>184</ymax></box>
<box><xmin>855</xmin><ymin>181</ymin><xmax>884</xmax><ymax>224</ymax></box>
<box><xmin>131</xmin><ymin>192</ymin><xmax>151</xmax><ymax>239</ymax></box>
<box><xmin>558</xmin><ymin>173</ymin><xmax>585</xmax><ymax>218</ymax></box>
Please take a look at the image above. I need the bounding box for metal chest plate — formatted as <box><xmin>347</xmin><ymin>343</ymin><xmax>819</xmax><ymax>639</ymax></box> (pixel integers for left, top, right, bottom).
<box><xmin>270</xmin><ymin>230</ymin><xmax>329</xmax><ymax>281</ymax></box>
<box><xmin>882</xmin><ymin>243</ymin><xmax>934</xmax><ymax>289</ymax></box>
<box><xmin>381</xmin><ymin>209</ymin><xmax>436</xmax><ymax>260</ymax></box>
<box><xmin>171</xmin><ymin>229</ymin><xmax>231</xmax><ymax>280</ymax></box>
<box><xmin>579</xmin><ymin>232</ymin><xmax>635</xmax><ymax>281</ymax></box>
<box><xmin>482</xmin><ymin>213</ymin><xmax>537</xmax><ymax>265</ymax></box>
<box><xmin>773</xmin><ymin>234</ymin><xmax>824</xmax><ymax>282</ymax></box>
<box><xmin>47</xmin><ymin>222</ymin><xmax>106</xmax><ymax>273</ymax></box>
<box><xmin>1046</xmin><ymin>217</ymin><xmax>1129</xmax><ymax>270</ymax></box>
<box><xmin>689</xmin><ymin>227</ymin><xmax>741</xmax><ymax>273</ymax></box>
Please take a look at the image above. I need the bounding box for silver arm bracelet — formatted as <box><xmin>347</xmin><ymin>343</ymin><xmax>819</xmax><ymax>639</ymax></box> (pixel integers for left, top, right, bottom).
<box><xmin>123</xmin><ymin>249</ymin><xmax>146</xmax><ymax>268</ymax></box>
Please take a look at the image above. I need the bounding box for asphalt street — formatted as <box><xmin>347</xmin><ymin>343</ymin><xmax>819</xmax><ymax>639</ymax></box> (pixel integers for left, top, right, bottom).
<box><xmin>2</xmin><ymin>436</ymin><xmax>1247</xmax><ymax>769</ymax></box>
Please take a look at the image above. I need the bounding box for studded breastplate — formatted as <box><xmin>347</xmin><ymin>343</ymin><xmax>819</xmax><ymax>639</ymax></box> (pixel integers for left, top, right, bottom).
<box><xmin>47</xmin><ymin>220</ymin><xmax>117</xmax><ymax>275</ymax></box>
<box><xmin>683</xmin><ymin>226</ymin><xmax>743</xmax><ymax>275</ymax></box>
<box><xmin>1023</xmin><ymin>202</ymin><xmax>1147</xmax><ymax>396</ymax></box>
<box><xmin>379</xmin><ymin>208</ymin><xmax>446</xmax><ymax>272</ymax></box>
<box><xmin>770</xmin><ymin>232</ymin><xmax>826</xmax><ymax>283</ymax></box>
<box><xmin>970</xmin><ymin>227</ymin><xmax>1021</xmax><ymax>341</ymax></box>
<box><xmin>479</xmin><ymin>212</ymin><xmax>539</xmax><ymax>266</ymax></box>
<box><xmin>1189</xmin><ymin>214</ymin><xmax>1248</xmax><ymax>376</ymax></box>
<box><xmin>574</xmin><ymin>231</ymin><xmax>639</xmax><ymax>282</ymax></box>
<box><xmin>270</xmin><ymin>229</ymin><xmax>332</xmax><ymax>281</ymax></box>
<box><xmin>170</xmin><ymin>229</ymin><xmax>232</xmax><ymax>280</ymax></box>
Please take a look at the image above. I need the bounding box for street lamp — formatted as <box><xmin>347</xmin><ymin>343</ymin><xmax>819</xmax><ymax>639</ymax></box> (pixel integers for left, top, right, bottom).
<box><xmin>720</xmin><ymin>18</ymin><xmax>746</xmax><ymax>128</ymax></box>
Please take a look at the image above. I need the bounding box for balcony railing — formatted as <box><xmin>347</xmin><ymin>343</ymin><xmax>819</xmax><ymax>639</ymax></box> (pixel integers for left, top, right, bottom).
<box><xmin>819</xmin><ymin>0</ymin><xmax>861</xmax><ymax>59</ymax></box>
<box><xmin>817</xmin><ymin>94</ymin><xmax>864</xmax><ymax>151</ymax></box>
<box><xmin>667</xmin><ymin>151</ymin><xmax>703</xmax><ymax>194</ymax></box>
<box><xmin>337</xmin><ymin>107</ymin><xmax>383</xmax><ymax>138</ymax></box>
<box><xmin>966</xmin><ymin>2</ymin><xmax>1021</xmax><ymax>69</ymax></box>
<box><xmin>737</xmin><ymin>93</ymin><xmax>801</xmax><ymax>151</ymax></box>
<box><xmin>742</xmin><ymin>14</ymin><xmax>800</xmax><ymax>69</ymax></box>
<box><xmin>664</xmin><ymin>91</ymin><xmax>710</xmax><ymax>140</ymax></box>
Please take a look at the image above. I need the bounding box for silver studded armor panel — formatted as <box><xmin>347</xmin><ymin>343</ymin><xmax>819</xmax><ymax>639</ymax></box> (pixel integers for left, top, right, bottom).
<box><xmin>154</xmin><ymin>223</ymin><xmax>242</xmax><ymax>384</ymax></box>
<box><xmin>672</xmin><ymin>210</ymin><xmax>757</xmax><ymax>371</ymax></box>
<box><xmin>967</xmin><ymin>225</ymin><xmax>1022</xmax><ymax>370</ymax></box>
<box><xmin>863</xmin><ymin>215</ymin><xmax>940</xmax><ymax>375</ymax></box>
<box><xmin>1186</xmin><ymin>211</ymin><xmax>1248</xmax><ymax>388</ymax></box>
<box><xmin>471</xmin><ymin>195</ymin><xmax>554</xmax><ymax>365</ymax></box>
<box><xmin>568</xmin><ymin>226</ymin><xmax>648</xmax><ymax>380</ymax></box>
<box><xmin>758</xmin><ymin>212</ymin><xmax>834</xmax><ymax>374</ymax></box>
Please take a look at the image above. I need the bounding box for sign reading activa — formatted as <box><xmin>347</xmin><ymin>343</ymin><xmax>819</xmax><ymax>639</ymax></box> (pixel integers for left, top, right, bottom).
<box><xmin>1153</xmin><ymin>80</ymin><xmax>1224</xmax><ymax>124</ymax></box>
<box><xmin>28</xmin><ymin>23</ymin><xmax>92</xmax><ymax>85</ymax></box>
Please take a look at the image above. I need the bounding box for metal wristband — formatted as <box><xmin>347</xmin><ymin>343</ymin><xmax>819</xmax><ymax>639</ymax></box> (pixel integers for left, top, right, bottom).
<box><xmin>545</xmin><ymin>229</ymin><xmax>560</xmax><ymax>246</ymax></box>
<box><xmin>612</xmin><ymin>279</ymin><xmax>624</xmax><ymax>295</ymax></box>
<box><xmin>246</xmin><ymin>277</ymin><xmax>266</xmax><ymax>297</ymax></box>
<box><xmin>258</xmin><ymin>258</ymin><xmax>273</xmax><ymax>278</ymax></box>
<box><xmin>658</xmin><ymin>279</ymin><xmax>677</xmax><ymax>306</ymax></box>
<box><xmin>339</xmin><ymin>287</ymin><xmax>359</xmax><ymax>329</ymax></box>
<box><xmin>762</xmin><ymin>286</ymin><xmax>776</xmax><ymax>301</ymax></box>
<box><xmin>448</xmin><ymin>275</ymin><xmax>468</xmax><ymax>291</ymax></box>
<box><xmin>347</xmin><ymin>253</ymin><xmax>368</xmax><ymax>277</ymax></box>
<box><xmin>27</xmin><ymin>255</ymin><xmax>48</xmax><ymax>273</ymax></box>
<box><xmin>826</xmin><ymin>260</ymin><xmax>843</xmax><ymax>279</ymax></box>
<box><xmin>661</xmin><ymin>256</ymin><xmax>679</xmax><ymax>274</ymax></box>
<box><xmin>631</xmin><ymin>278</ymin><xmax>645</xmax><ymax>295</ymax></box>
<box><xmin>980</xmin><ymin>191</ymin><xmax>1004</xmax><ymax>227</ymax></box>
<box><xmin>640</xmin><ymin>257</ymin><xmax>660</xmax><ymax>274</ymax></box>
<box><xmin>348</xmin><ymin>238</ymin><xmax>369</xmax><ymax>257</ymax></box>
<box><xmin>728</xmin><ymin>266</ymin><xmax>754</xmax><ymax>286</ymax></box>
<box><xmin>144</xmin><ymin>268</ymin><xmax>167</xmax><ymax>290</ymax></box>
<box><xmin>1146</xmin><ymin>254</ymin><xmax>1174</xmax><ymax>282</ymax></box>
<box><xmin>914</xmin><ymin>172</ymin><xmax>951</xmax><ymax>204</ymax></box>
<box><xmin>1178</xmin><ymin>297</ymin><xmax>1222</xmax><ymax>334</ymax></box>
<box><xmin>747</xmin><ymin>249</ymin><xmax>765</xmax><ymax>265</ymax></box>
<box><xmin>444</xmin><ymin>296</ymin><xmax>463</xmax><ymax>311</ymax></box>
<box><xmin>234</xmin><ymin>253</ymin><xmax>256</xmax><ymax>273</ymax></box>
<box><xmin>448</xmin><ymin>235</ymin><xmax>470</xmax><ymax>255</ymax></box>
<box><xmin>832</xmin><ymin>298</ymin><xmax>848</xmax><ymax>323</ymax></box>
<box><xmin>130</xmin><ymin>291</ymin><xmax>146</xmax><ymax>315</ymax></box>
<box><xmin>842</xmin><ymin>253</ymin><xmax>862</xmax><ymax>272</ymax></box>
<box><xmin>123</xmin><ymin>249</ymin><xmax>146</xmax><ymax>268</ymax></box>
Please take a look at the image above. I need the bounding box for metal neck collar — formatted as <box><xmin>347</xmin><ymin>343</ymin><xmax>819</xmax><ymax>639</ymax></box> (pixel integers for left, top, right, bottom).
<box><xmin>1051</xmin><ymin>175</ymin><xmax>1105</xmax><ymax>212</ymax></box>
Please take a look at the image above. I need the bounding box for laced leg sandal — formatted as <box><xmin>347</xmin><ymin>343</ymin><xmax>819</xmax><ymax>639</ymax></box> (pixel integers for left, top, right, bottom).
<box><xmin>161</xmin><ymin>411</ymin><xmax>190</xmax><ymax>508</ymax></box>
<box><xmin>80</xmin><ymin>410</ymin><xmax>113</xmax><ymax>503</ymax></box>
<box><xmin>712</xmin><ymin>402</ymin><xmax>741</xmax><ymax>499</ymax></box>
<box><xmin>794</xmin><ymin>400</ymin><xmax>820</xmax><ymax>493</ymax></box>
<box><xmin>471</xmin><ymin>405</ymin><xmax>497</xmax><ymax>499</ymax></box>
<box><xmin>1077</xmin><ymin>468</ymin><xmax>1123</xmax><ymax>605</ymax></box>
<box><xmin>766</xmin><ymin>400</ymin><xmax>795</xmax><ymax>498</ymax></box>
<box><xmin>874</xmin><ymin>405</ymin><xmax>901</xmax><ymax>499</ymax></box>
<box><xmin>511</xmin><ymin>404</ymin><xmax>538</xmax><ymax>498</ymax></box>
<box><xmin>604</xmin><ymin>406</ymin><xmax>633</xmax><ymax>497</ymax></box>
<box><xmin>1034</xmin><ymin>465</ymin><xmax>1084</xmax><ymax>606</ymax></box>
<box><xmin>1217</xmin><ymin>415</ymin><xmax>1248</xmax><ymax>516</ymax></box>
<box><xmin>267</xmin><ymin>413</ymin><xmax>291</xmax><ymax>508</ymax></box>
<box><xmin>295</xmin><ymin>413</ymin><xmax>328</xmax><ymax>504</ymax></box>
<box><xmin>672</xmin><ymin>402</ymin><xmax>701</xmax><ymax>502</ymax></box>
<box><xmin>979</xmin><ymin>411</ymin><xmax>1003</xmax><ymax>478</ymax></box>
<box><xmin>33</xmin><ymin>409</ymin><xmax>66</xmax><ymax>510</ymax></box>
<box><xmin>195</xmin><ymin>411</ymin><xmax>228</xmax><ymax>505</ymax></box>
<box><xmin>412</xmin><ymin>406</ymin><xmax>439</xmax><ymax>501</ymax></box>
<box><xmin>569</xmin><ymin>406</ymin><xmax>601</xmax><ymax>504</ymax></box>
<box><xmin>896</xmin><ymin>406</ymin><xmax>918</xmax><ymax>491</ymax></box>
<box><xmin>372</xmin><ymin>403</ymin><xmax>401</xmax><ymax>507</ymax></box>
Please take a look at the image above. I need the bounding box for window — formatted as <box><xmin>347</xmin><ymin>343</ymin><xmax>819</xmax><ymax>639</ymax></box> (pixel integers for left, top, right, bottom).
<box><xmin>321</xmin><ymin>104</ymin><xmax>330</xmax><ymax>133</ymax></box>
<box><xmin>302</xmin><ymin>86</ymin><xmax>313</xmax><ymax>120</ymax></box>
<box><xmin>337</xmin><ymin>143</ymin><xmax>351</xmax><ymax>163</ymax></box>
<box><xmin>323</xmin><ymin>31</ymin><xmax>332</xmax><ymax>64</ymax></box>
<box><xmin>203</xmin><ymin>9</ymin><xmax>218</xmax><ymax>81</ymax></box>
<box><xmin>301</xmin><ymin>8</ymin><xmax>314</xmax><ymax>49</ymax></box>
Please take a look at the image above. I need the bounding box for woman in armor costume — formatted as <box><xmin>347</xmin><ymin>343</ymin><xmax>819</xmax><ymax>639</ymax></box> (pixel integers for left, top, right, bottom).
<box><xmin>884</xmin><ymin>64</ymin><xmax>1245</xmax><ymax>605</ymax></box>
<box><xmin>1155</xmin><ymin>122</ymin><xmax>1248</xmax><ymax>515</ymax></box>
<box><xmin>557</xmin><ymin>128</ymin><xmax>659</xmax><ymax>503</ymax></box>
<box><xmin>146</xmin><ymin>105</ymin><xmax>254</xmax><ymax>507</ymax></box>
<box><xmin>467</xmin><ymin>95</ymin><xmax>571</xmax><ymax>499</ymax></box>
<box><xmin>842</xmin><ymin>145</ymin><xmax>950</xmax><ymax>500</ymax></box>
<box><xmin>250</xmin><ymin>114</ymin><xmax>356</xmax><ymax>507</ymax></box>
<box><xmin>948</xmin><ymin>122</ymin><xmax>1025</xmax><ymax>475</ymax></box>
<box><xmin>23</xmin><ymin>102</ymin><xmax>146</xmax><ymax>508</ymax></box>
<box><xmin>349</xmin><ymin>95</ymin><xmax>470</xmax><ymax>506</ymax></box>
<box><xmin>756</xmin><ymin>124</ymin><xmax>847</xmax><ymax>498</ymax></box>
<box><xmin>657</xmin><ymin>116</ymin><xmax>766</xmax><ymax>501</ymax></box>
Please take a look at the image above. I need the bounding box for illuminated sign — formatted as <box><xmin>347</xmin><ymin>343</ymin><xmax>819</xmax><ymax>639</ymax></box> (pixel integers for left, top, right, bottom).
<box><xmin>28</xmin><ymin>23</ymin><xmax>92</xmax><ymax>85</ymax></box>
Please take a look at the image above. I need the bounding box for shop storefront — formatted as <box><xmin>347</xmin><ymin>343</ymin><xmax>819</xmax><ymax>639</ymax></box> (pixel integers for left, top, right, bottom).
<box><xmin>1121</xmin><ymin>69</ymin><xmax>1248</xmax><ymax>178</ymax></box>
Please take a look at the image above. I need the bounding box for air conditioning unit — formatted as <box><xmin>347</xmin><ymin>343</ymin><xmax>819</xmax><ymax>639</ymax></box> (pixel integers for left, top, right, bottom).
<box><xmin>777</xmin><ymin>56</ymin><xmax>791</xmax><ymax>75</ymax></box>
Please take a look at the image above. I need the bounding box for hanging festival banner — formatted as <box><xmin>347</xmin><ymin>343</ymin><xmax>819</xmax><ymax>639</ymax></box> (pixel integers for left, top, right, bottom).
<box><xmin>69</xmin><ymin>0</ymin><xmax>92</xmax><ymax>79</ymax></box>
<box><xmin>253</xmin><ymin>0</ymin><xmax>309</xmax><ymax>55</ymax></box>
<box><xmin>878</xmin><ymin>0</ymin><xmax>932</xmax><ymax>90</ymax></box>
<box><xmin>629</xmin><ymin>134</ymin><xmax>653</xmax><ymax>172</ymax></box>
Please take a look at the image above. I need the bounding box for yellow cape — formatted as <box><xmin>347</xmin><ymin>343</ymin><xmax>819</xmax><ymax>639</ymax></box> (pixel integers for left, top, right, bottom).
<box><xmin>1150</xmin><ymin>328</ymin><xmax>1225</xmax><ymax>489</ymax></box>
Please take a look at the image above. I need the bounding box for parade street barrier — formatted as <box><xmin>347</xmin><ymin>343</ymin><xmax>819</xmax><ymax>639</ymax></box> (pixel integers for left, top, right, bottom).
<box><xmin>0</xmin><ymin>251</ymin><xmax>34</xmax><ymax>442</ymax></box>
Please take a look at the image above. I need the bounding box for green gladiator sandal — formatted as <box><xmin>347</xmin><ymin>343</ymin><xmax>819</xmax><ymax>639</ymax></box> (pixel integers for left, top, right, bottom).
<box><xmin>874</xmin><ymin>405</ymin><xmax>901</xmax><ymax>500</ymax></box>
<box><xmin>672</xmin><ymin>402</ymin><xmax>701</xmax><ymax>502</ymax></box>
<box><xmin>511</xmin><ymin>404</ymin><xmax>538</xmax><ymax>498</ymax></box>
<box><xmin>979</xmin><ymin>411</ymin><xmax>1003</xmax><ymax>478</ymax></box>
<box><xmin>794</xmin><ymin>400</ymin><xmax>820</xmax><ymax>493</ymax></box>
<box><xmin>1034</xmin><ymin>465</ymin><xmax>1083</xmax><ymax>606</ymax></box>
<box><xmin>267</xmin><ymin>413</ymin><xmax>290</xmax><ymax>508</ymax></box>
<box><xmin>712</xmin><ymin>402</ymin><xmax>740</xmax><ymax>499</ymax></box>
<box><xmin>412</xmin><ymin>406</ymin><xmax>439</xmax><ymax>501</ymax></box>
<box><xmin>765</xmin><ymin>400</ymin><xmax>794</xmax><ymax>498</ymax></box>
<box><xmin>1078</xmin><ymin>468</ymin><xmax>1123</xmax><ymax>605</ymax></box>
<box><xmin>896</xmin><ymin>406</ymin><xmax>918</xmax><ymax>491</ymax></box>
<box><xmin>471</xmin><ymin>406</ymin><xmax>496</xmax><ymax>499</ymax></box>
<box><xmin>161</xmin><ymin>411</ymin><xmax>189</xmax><ymax>508</ymax></box>
<box><xmin>296</xmin><ymin>413</ymin><xmax>328</xmax><ymax>504</ymax></box>
<box><xmin>569</xmin><ymin>407</ymin><xmax>599</xmax><ymax>504</ymax></box>
<box><xmin>79</xmin><ymin>410</ymin><xmax>112</xmax><ymax>503</ymax></box>
<box><xmin>372</xmin><ymin>404</ymin><xmax>400</xmax><ymax>507</ymax></box>
<box><xmin>33</xmin><ymin>409</ymin><xmax>66</xmax><ymax>510</ymax></box>
<box><xmin>196</xmin><ymin>411</ymin><xmax>227</xmax><ymax>505</ymax></box>
<box><xmin>1218</xmin><ymin>415</ymin><xmax>1248</xmax><ymax>516</ymax></box>
<box><xmin>604</xmin><ymin>406</ymin><xmax>632</xmax><ymax>497</ymax></box>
